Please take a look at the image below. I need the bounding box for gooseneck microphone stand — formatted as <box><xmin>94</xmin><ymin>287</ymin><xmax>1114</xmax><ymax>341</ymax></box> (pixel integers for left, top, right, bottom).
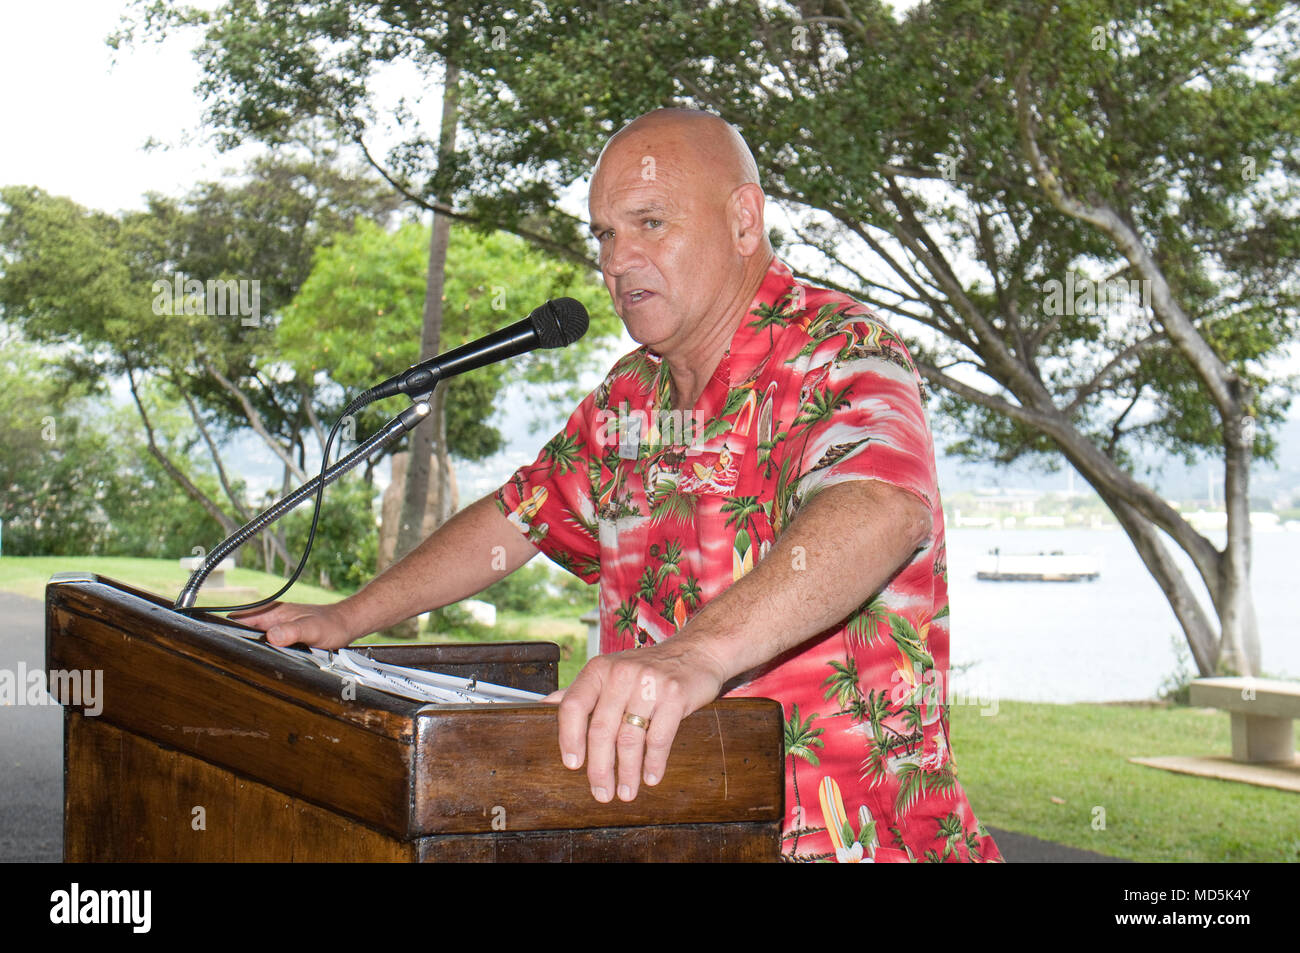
<box><xmin>173</xmin><ymin>296</ymin><xmax>590</xmax><ymax>614</ymax></box>
<box><xmin>174</xmin><ymin>396</ymin><xmax>430</xmax><ymax>612</ymax></box>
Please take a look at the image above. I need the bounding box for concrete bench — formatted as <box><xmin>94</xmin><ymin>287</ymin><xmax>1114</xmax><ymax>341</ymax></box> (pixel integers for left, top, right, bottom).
<box><xmin>1189</xmin><ymin>677</ymin><xmax>1300</xmax><ymax>763</ymax></box>
<box><xmin>178</xmin><ymin>557</ymin><xmax>235</xmax><ymax>590</ymax></box>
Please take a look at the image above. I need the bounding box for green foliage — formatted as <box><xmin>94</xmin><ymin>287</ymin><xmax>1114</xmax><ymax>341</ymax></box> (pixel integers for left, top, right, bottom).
<box><xmin>282</xmin><ymin>476</ymin><xmax>378</xmax><ymax>593</ymax></box>
<box><xmin>123</xmin><ymin>0</ymin><xmax>1300</xmax><ymax>474</ymax></box>
<box><xmin>0</xmin><ymin>153</ymin><xmax>617</xmax><ymax>579</ymax></box>
<box><xmin>446</xmin><ymin>0</ymin><xmax>1300</xmax><ymax>470</ymax></box>
<box><xmin>277</xmin><ymin>218</ymin><xmax>620</xmax><ymax>457</ymax></box>
<box><xmin>0</xmin><ymin>339</ymin><xmax>121</xmax><ymax>554</ymax></box>
<box><xmin>423</xmin><ymin>601</ymin><xmax>490</xmax><ymax>637</ymax></box>
<box><xmin>476</xmin><ymin>560</ymin><xmax>596</xmax><ymax>615</ymax></box>
<box><xmin>0</xmin><ymin>337</ymin><xmax>223</xmax><ymax>556</ymax></box>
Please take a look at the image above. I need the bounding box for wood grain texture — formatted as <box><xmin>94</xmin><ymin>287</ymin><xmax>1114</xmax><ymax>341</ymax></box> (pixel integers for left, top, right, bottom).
<box><xmin>412</xmin><ymin>702</ymin><xmax>784</xmax><ymax>834</ymax></box>
<box><xmin>358</xmin><ymin>643</ymin><xmax>558</xmax><ymax>694</ymax></box>
<box><xmin>50</xmin><ymin>575</ymin><xmax>785</xmax><ymax>861</ymax></box>
<box><xmin>50</xmin><ymin>601</ymin><xmax>417</xmax><ymax>836</ymax></box>
<box><xmin>416</xmin><ymin>822</ymin><xmax>783</xmax><ymax>862</ymax></box>
<box><xmin>65</xmin><ymin>714</ymin><xmax>411</xmax><ymax>862</ymax></box>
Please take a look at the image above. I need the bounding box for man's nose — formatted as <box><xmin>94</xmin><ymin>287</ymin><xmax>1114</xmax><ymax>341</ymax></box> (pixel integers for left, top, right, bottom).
<box><xmin>600</xmin><ymin>233</ymin><xmax>645</xmax><ymax>276</ymax></box>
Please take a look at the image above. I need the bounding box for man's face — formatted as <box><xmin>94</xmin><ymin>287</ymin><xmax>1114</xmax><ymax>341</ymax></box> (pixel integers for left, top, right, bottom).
<box><xmin>587</xmin><ymin>138</ymin><xmax>741</xmax><ymax>356</ymax></box>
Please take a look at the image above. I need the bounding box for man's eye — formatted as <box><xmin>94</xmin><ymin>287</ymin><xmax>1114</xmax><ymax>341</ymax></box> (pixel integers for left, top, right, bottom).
<box><xmin>644</xmin><ymin>219</ymin><xmax>663</xmax><ymax>228</ymax></box>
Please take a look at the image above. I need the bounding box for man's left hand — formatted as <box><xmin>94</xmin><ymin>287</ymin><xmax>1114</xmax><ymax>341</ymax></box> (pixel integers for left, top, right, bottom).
<box><xmin>545</xmin><ymin>637</ymin><xmax>729</xmax><ymax>803</ymax></box>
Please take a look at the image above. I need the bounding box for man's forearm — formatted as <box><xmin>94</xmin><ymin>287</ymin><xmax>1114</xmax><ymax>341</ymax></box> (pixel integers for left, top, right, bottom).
<box><xmin>673</xmin><ymin>478</ymin><xmax>932</xmax><ymax>684</ymax></box>
<box><xmin>334</xmin><ymin>492</ymin><xmax>540</xmax><ymax>637</ymax></box>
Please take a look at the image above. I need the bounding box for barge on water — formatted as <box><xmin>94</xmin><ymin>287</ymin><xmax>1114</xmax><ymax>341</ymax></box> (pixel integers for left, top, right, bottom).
<box><xmin>975</xmin><ymin>549</ymin><xmax>1100</xmax><ymax>582</ymax></box>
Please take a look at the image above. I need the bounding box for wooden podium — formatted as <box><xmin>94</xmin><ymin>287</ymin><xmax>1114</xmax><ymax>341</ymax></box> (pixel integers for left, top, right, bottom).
<box><xmin>45</xmin><ymin>574</ymin><xmax>784</xmax><ymax>862</ymax></box>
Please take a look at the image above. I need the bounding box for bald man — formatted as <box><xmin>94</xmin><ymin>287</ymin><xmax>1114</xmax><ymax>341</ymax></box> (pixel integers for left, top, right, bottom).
<box><xmin>237</xmin><ymin>108</ymin><xmax>1001</xmax><ymax>863</ymax></box>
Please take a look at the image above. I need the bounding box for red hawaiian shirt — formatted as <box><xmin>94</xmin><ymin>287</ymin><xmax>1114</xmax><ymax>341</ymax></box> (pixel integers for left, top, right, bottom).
<box><xmin>496</xmin><ymin>256</ymin><xmax>1001</xmax><ymax>863</ymax></box>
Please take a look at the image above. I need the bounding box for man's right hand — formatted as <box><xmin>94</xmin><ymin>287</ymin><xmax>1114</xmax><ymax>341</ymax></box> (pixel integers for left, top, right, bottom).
<box><xmin>229</xmin><ymin>601</ymin><xmax>357</xmax><ymax>650</ymax></box>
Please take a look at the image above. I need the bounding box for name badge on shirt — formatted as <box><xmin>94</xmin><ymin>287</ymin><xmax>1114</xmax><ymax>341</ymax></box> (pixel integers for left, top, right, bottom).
<box><xmin>618</xmin><ymin>420</ymin><xmax>640</xmax><ymax>459</ymax></box>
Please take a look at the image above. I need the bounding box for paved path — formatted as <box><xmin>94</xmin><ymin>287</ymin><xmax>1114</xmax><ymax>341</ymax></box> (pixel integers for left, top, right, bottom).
<box><xmin>2</xmin><ymin>590</ymin><xmax>1124</xmax><ymax>863</ymax></box>
<box><xmin>985</xmin><ymin>826</ymin><xmax>1125</xmax><ymax>863</ymax></box>
<box><xmin>0</xmin><ymin>591</ymin><xmax>63</xmax><ymax>862</ymax></box>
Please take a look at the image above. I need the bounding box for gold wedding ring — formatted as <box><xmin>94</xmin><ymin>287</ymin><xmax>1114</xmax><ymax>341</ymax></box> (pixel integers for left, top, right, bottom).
<box><xmin>623</xmin><ymin>712</ymin><xmax>650</xmax><ymax>730</ymax></box>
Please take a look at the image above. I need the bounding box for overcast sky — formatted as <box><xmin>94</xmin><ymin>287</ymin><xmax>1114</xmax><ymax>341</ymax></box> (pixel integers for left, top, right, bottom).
<box><xmin>0</xmin><ymin>1</ymin><xmax>256</xmax><ymax>213</ymax></box>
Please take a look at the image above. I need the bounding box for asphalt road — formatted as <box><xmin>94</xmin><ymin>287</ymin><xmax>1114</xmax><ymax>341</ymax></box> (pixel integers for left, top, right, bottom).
<box><xmin>0</xmin><ymin>589</ymin><xmax>1122</xmax><ymax>863</ymax></box>
<box><xmin>0</xmin><ymin>591</ymin><xmax>63</xmax><ymax>862</ymax></box>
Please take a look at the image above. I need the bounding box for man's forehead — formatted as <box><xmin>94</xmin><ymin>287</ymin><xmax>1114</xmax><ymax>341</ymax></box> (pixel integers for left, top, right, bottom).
<box><xmin>588</xmin><ymin>171</ymin><xmax>684</xmax><ymax>224</ymax></box>
<box><xmin>588</xmin><ymin>200</ymin><xmax>680</xmax><ymax>237</ymax></box>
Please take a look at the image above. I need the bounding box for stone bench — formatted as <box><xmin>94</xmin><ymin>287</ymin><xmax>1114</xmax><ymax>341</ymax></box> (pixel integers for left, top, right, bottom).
<box><xmin>1189</xmin><ymin>676</ymin><xmax>1300</xmax><ymax>764</ymax></box>
<box><xmin>179</xmin><ymin>557</ymin><xmax>235</xmax><ymax>589</ymax></box>
<box><xmin>1130</xmin><ymin>676</ymin><xmax>1300</xmax><ymax>792</ymax></box>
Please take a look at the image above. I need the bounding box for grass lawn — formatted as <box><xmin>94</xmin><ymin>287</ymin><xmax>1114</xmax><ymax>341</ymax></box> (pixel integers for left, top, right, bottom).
<box><xmin>0</xmin><ymin>555</ymin><xmax>340</xmax><ymax>605</ymax></box>
<box><xmin>951</xmin><ymin>699</ymin><xmax>1300</xmax><ymax>863</ymax></box>
<box><xmin>6</xmin><ymin>555</ymin><xmax>1294</xmax><ymax>862</ymax></box>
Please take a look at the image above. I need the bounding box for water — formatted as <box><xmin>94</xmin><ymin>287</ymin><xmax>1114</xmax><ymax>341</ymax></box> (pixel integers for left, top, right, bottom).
<box><xmin>944</xmin><ymin>527</ymin><xmax>1300</xmax><ymax>703</ymax></box>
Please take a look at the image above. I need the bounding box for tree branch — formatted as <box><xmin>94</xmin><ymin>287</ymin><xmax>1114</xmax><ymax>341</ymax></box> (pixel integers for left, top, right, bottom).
<box><xmin>181</xmin><ymin>389</ymin><xmax>251</xmax><ymax>522</ymax></box>
<box><xmin>125</xmin><ymin>365</ymin><xmax>238</xmax><ymax>538</ymax></box>
<box><xmin>205</xmin><ymin>362</ymin><xmax>309</xmax><ymax>483</ymax></box>
<box><xmin>1063</xmin><ymin>330</ymin><xmax>1167</xmax><ymax>417</ymax></box>
<box><xmin>1014</xmin><ymin>64</ymin><xmax>1243</xmax><ymax>417</ymax></box>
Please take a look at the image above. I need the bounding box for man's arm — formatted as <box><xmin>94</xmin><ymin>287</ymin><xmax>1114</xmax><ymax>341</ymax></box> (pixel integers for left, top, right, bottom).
<box><xmin>554</xmin><ymin>477</ymin><xmax>932</xmax><ymax>803</ymax></box>
<box><xmin>231</xmin><ymin>492</ymin><xmax>540</xmax><ymax>648</ymax></box>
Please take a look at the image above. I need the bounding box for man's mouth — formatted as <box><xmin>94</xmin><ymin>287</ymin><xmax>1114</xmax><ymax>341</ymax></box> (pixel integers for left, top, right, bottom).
<box><xmin>623</xmin><ymin>289</ymin><xmax>655</xmax><ymax>307</ymax></box>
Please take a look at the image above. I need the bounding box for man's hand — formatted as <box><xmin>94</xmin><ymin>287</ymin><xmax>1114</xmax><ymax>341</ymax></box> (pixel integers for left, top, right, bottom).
<box><xmin>548</xmin><ymin>636</ymin><xmax>728</xmax><ymax>803</ymax></box>
<box><xmin>230</xmin><ymin>601</ymin><xmax>357</xmax><ymax>650</ymax></box>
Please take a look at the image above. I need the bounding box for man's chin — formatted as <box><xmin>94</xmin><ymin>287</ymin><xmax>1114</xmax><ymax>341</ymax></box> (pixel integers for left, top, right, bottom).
<box><xmin>621</xmin><ymin>317</ymin><xmax>672</xmax><ymax>351</ymax></box>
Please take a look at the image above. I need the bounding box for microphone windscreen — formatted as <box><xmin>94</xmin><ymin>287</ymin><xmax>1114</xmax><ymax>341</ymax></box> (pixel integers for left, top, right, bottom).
<box><xmin>530</xmin><ymin>297</ymin><xmax>590</xmax><ymax>348</ymax></box>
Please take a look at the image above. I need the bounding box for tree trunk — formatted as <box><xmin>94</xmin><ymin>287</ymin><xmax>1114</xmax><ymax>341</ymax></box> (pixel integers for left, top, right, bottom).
<box><xmin>389</xmin><ymin>59</ymin><xmax>461</xmax><ymax>639</ymax></box>
<box><xmin>1214</xmin><ymin>411</ymin><xmax>1260</xmax><ymax>675</ymax></box>
<box><xmin>430</xmin><ymin>380</ymin><xmax>457</xmax><ymax>525</ymax></box>
<box><xmin>377</xmin><ymin>450</ymin><xmax>458</xmax><ymax>574</ymax></box>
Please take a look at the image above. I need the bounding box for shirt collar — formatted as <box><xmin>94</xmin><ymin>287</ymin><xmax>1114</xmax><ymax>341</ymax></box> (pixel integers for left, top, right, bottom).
<box><xmin>640</xmin><ymin>255</ymin><xmax>800</xmax><ymax>408</ymax></box>
<box><xmin>724</xmin><ymin>255</ymin><xmax>800</xmax><ymax>386</ymax></box>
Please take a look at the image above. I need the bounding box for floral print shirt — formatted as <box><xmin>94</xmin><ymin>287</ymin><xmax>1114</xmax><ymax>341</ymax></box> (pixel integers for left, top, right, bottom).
<box><xmin>496</xmin><ymin>257</ymin><xmax>1001</xmax><ymax>862</ymax></box>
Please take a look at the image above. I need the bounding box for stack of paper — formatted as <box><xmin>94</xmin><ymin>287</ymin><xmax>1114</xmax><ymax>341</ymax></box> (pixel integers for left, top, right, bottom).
<box><xmin>203</xmin><ymin>620</ymin><xmax>545</xmax><ymax>705</ymax></box>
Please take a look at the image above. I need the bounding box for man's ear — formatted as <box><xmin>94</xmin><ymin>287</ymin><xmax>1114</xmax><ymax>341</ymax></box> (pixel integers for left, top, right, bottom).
<box><xmin>729</xmin><ymin>183</ymin><xmax>767</xmax><ymax>255</ymax></box>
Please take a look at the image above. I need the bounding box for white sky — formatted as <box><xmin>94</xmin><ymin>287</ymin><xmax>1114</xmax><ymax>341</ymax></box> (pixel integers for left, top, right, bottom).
<box><xmin>0</xmin><ymin>1</ymin><xmax>264</xmax><ymax>214</ymax></box>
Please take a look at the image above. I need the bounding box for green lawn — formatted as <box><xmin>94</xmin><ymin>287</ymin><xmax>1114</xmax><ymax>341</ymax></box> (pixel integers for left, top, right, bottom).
<box><xmin>7</xmin><ymin>555</ymin><xmax>1294</xmax><ymax>862</ymax></box>
<box><xmin>951</xmin><ymin>699</ymin><xmax>1300</xmax><ymax>862</ymax></box>
<box><xmin>0</xmin><ymin>555</ymin><xmax>340</xmax><ymax>604</ymax></box>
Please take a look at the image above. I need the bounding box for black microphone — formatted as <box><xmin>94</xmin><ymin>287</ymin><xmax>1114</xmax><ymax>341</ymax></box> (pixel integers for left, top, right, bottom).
<box><xmin>365</xmin><ymin>297</ymin><xmax>590</xmax><ymax>401</ymax></box>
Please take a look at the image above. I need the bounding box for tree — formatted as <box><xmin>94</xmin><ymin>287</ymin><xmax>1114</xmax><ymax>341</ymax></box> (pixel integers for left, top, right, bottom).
<box><xmin>278</xmin><ymin>215</ymin><xmax>616</xmax><ymax>609</ymax></box>
<box><xmin>276</xmin><ymin>216</ymin><xmax>619</xmax><ymax>465</ymax></box>
<box><xmin>447</xmin><ymin>0</ymin><xmax>1300</xmax><ymax>678</ymax></box>
<box><xmin>117</xmin><ymin>1</ymin><xmax>531</xmax><ymax>602</ymax></box>
<box><xmin>125</xmin><ymin>0</ymin><xmax>1299</xmax><ymax>676</ymax></box>
<box><xmin>0</xmin><ymin>336</ymin><xmax>119</xmax><ymax>555</ymax></box>
<box><xmin>0</xmin><ymin>334</ymin><xmax>234</xmax><ymax>558</ymax></box>
<box><xmin>0</xmin><ymin>155</ymin><xmax>400</xmax><ymax>572</ymax></box>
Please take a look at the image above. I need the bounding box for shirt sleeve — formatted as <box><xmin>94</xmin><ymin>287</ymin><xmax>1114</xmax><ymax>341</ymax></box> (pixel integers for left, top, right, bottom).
<box><xmin>495</xmin><ymin>389</ymin><xmax>602</xmax><ymax>583</ymax></box>
<box><xmin>777</xmin><ymin>315</ymin><xmax>939</xmax><ymax>525</ymax></box>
